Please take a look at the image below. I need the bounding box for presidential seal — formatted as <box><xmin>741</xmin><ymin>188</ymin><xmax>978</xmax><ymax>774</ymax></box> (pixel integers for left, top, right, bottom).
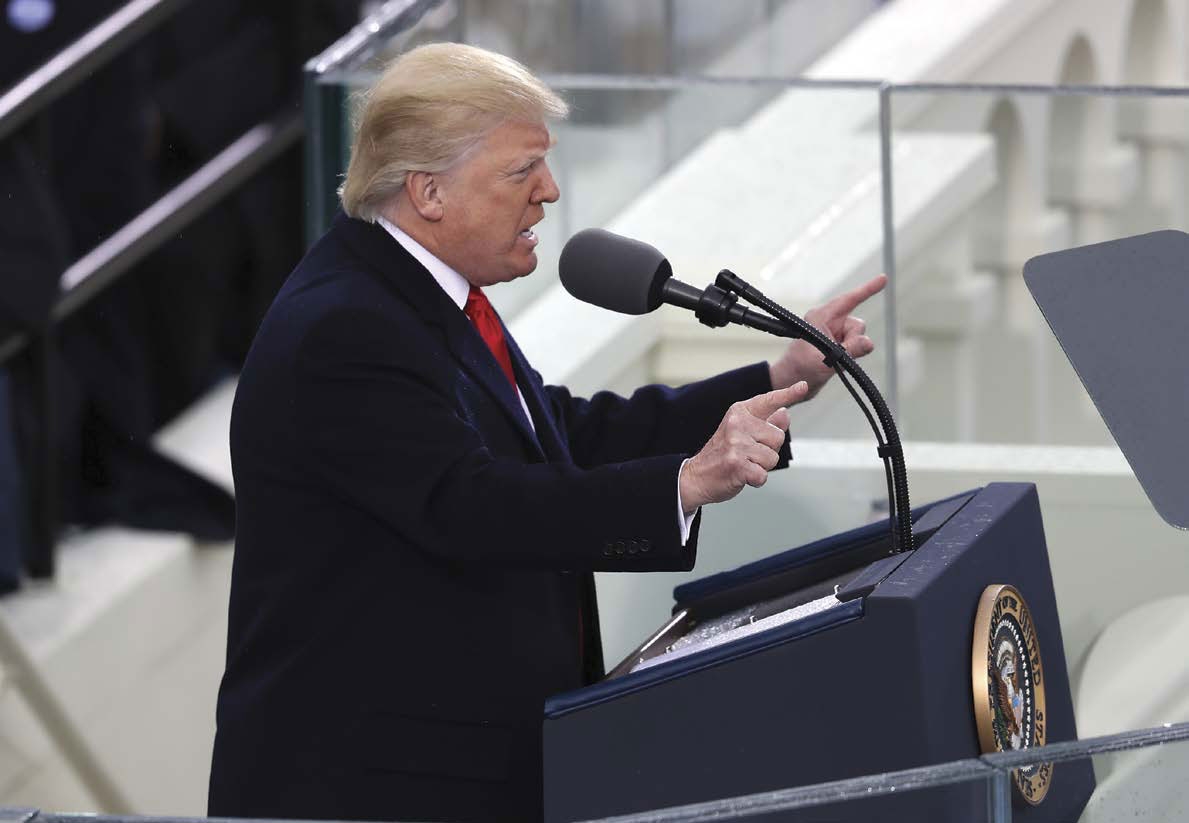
<box><xmin>972</xmin><ymin>584</ymin><xmax>1052</xmax><ymax>805</ymax></box>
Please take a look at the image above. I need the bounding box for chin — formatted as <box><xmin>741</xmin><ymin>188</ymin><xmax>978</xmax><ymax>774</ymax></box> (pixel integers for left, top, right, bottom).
<box><xmin>480</xmin><ymin>267</ymin><xmax>535</xmax><ymax>288</ymax></box>
<box><xmin>507</xmin><ymin>256</ymin><xmax>539</xmax><ymax>280</ymax></box>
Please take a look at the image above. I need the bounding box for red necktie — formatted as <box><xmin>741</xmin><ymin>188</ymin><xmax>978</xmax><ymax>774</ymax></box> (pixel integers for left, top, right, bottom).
<box><xmin>464</xmin><ymin>286</ymin><xmax>517</xmax><ymax>389</ymax></box>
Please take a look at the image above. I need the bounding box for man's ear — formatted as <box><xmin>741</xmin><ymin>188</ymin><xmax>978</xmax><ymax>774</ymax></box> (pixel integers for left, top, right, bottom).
<box><xmin>405</xmin><ymin>171</ymin><xmax>444</xmax><ymax>221</ymax></box>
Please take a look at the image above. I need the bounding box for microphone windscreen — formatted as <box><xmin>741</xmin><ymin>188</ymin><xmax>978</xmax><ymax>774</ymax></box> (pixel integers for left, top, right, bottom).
<box><xmin>559</xmin><ymin>228</ymin><xmax>671</xmax><ymax>315</ymax></box>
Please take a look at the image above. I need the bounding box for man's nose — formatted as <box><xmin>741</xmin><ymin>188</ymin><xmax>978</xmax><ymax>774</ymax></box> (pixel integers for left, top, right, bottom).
<box><xmin>534</xmin><ymin>162</ymin><xmax>560</xmax><ymax>204</ymax></box>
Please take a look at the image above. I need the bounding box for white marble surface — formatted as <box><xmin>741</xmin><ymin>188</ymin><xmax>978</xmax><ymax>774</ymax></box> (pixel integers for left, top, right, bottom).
<box><xmin>0</xmin><ymin>529</ymin><xmax>187</xmax><ymax>662</ymax></box>
<box><xmin>792</xmin><ymin>437</ymin><xmax>1131</xmax><ymax>475</ymax></box>
<box><xmin>1078</xmin><ymin>595</ymin><xmax>1189</xmax><ymax>822</ymax></box>
<box><xmin>1078</xmin><ymin>594</ymin><xmax>1189</xmax><ymax>738</ymax></box>
<box><xmin>153</xmin><ymin>376</ymin><xmax>237</xmax><ymax>493</ymax></box>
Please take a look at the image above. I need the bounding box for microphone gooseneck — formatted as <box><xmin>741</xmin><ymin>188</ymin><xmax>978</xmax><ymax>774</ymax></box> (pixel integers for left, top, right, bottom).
<box><xmin>714</xmin><ymin>270</ymin><xmax>913</xmax><ymax>555</ymax></box>
<box><xmin>558</xmin><ymin>228</ymin><xmax>914</xmax><ymax>554</ymax></box>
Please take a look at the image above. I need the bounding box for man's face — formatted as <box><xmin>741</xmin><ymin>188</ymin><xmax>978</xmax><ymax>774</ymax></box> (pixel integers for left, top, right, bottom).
<box><xmin>435</xmin><ymin>119</ymin><xmax>560</xmax><ymax>287</ymax></box>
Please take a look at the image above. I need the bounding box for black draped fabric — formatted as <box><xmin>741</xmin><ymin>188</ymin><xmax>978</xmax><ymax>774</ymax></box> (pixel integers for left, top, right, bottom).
<box><xmin>0</xmin><ymin>0</ymin><xmax>362</xmax><ymax>565</ymax></box>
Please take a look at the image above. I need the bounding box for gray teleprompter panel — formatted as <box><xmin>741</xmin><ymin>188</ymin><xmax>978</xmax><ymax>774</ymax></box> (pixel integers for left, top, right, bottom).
<box><xmin>1024</xmin><ymin>229</ymin><xmax>1189</xmax><ymax>529</ymax></box>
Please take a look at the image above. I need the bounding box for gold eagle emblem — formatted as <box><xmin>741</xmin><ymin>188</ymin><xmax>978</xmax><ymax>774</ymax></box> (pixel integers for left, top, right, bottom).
<box><xmin>972</xmin><ymin>584</ymin><xmax>1052</xmax><ymax>805</ymax></box>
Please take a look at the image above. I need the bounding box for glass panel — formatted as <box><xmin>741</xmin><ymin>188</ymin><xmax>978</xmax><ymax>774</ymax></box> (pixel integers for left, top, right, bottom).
<box><xmin>599</xmin><ymin>725</ymin><xmax>1189</xmax><ymax>821</ymax></box>
<box><xmin>307</xmin><ymin>5</ymin><xmax>912</xmax><ymax>666</ymax></box>
<box><xmin>317</xmin><ymin>72</ymin><xmax>894</xmax><ymax>665</ymax></box>
<box><xmin>582</xmin><ymin>760</ymin><xmax>1001</xmax><ymax>822</ymax></box>
<box><xmin>453</xmin><ymin>0</ymin><xmax>880</xmax><ymax>76</ymax></box>
<box><xmin>318</xmin><ymin>71</ymin><xmax>886</xmax><ymax>368</ymax></box>
<box><xmin>979</xmin><ymin>724</ymin><xmax>1189</xmax><ymax>821</ymax></box>
<box><xmin>884</xmin><ymin>87</ymin><xmax>1189</xmax><ymax>753</ymax></box>
<box><xmin>888</xmin><ymin>88</ymin><xmax>1189</xmax><ymax>448</ymax></box>
<box><xmin>538</xmin><ymin>84</ymin><xmax>891</xmax><ymax>666</ymax></box>
<box><xmin>1082</xmin><ymin>734</ymin><xmax>1189</xmax><ymax>821</ymax></box>
<box><xmin>307</xmin><ymin>12</ymin><xmax>1189</xmax><ymax>754</ymax></box>
<box><xmin>696</xmin><ymin>775</ymin><xmax>1005</xmax><ymax>823</ymax></box>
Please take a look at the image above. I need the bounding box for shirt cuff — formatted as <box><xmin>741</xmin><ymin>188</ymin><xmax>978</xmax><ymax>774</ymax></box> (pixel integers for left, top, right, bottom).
<box><xmin>677</xmin><ymin>457</ymin><xmax>698</xmax><ymax>546</ymax></box>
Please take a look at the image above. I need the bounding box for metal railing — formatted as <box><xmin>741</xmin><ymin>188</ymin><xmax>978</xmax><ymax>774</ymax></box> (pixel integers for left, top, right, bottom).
<box><xmin>0</xmin><ymin>0</ymin><xmax>190</xmax><ymax>142</ymax></box>
<box><xmin>0</xmin><ymin>0</ymin><xmax>303</xmax><ymax>578</ymax></box>
<box><xmin>585</xmin><ymin>720</ymin><xmax>1189</xmax><ymax>822</ymax></box>
<box><xmin>1</xmin><ymin>720</ymin><xmax>1187</xmax><ymax>821</ymax></box>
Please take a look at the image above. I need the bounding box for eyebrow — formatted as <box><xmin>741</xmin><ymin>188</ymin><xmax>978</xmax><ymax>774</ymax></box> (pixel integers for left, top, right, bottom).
<box><xmin>503</xmin><ymin>150</ymin><xmax>550</xmax><ymax>175</ymax></box>
<box><xmin>498</xmin><ymin>134</ymin><xmax>558</xmax><ymax>176</ymax></box>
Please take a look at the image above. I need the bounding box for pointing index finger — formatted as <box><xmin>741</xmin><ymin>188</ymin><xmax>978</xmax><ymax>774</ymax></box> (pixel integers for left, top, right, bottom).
<box><xmin>744</xmin><ymin>381</ymin><xmax>809</xmax><ymax>417</ymax></box>
<box><xmin>825</xmin><ymin>274</ymin><xmax>887</xmax><ymax>317</ymax></box>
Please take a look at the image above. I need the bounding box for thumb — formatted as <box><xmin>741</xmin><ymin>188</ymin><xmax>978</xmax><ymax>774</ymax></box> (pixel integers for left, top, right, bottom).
<box><xmin>766</xmin><ymin>406</ymin><xmax>791</xmax><ymax>432</ymax></box>
<box><xmin>844</xmin><ymin>334</ymin><xmax>875</xmax><ymax>359</ymax></box>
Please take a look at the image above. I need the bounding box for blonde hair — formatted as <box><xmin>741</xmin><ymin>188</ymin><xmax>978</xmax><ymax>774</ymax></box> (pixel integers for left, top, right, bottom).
<box><xmin>339</xmin><ymin>42</ymin><xmax>568</xmax><ymax>221</ymax></box>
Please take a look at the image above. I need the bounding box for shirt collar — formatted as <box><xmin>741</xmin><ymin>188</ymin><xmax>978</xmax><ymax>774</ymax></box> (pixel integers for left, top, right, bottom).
<box><xmin>376</xmin><ymin>216</ymin><xmax>471</xmax><ymax>310</ymax></box>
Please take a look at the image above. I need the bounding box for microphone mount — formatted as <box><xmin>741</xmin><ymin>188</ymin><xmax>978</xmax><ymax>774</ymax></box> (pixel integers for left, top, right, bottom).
<box><xmin>660</xmin><ymin>277</ymin><xmax>797</xmax><ymax>339</ymax></box>
<box><xmin>694</xmin><ymin>283</ymin><xmax>740</xmax><ymax>329</ymax></box>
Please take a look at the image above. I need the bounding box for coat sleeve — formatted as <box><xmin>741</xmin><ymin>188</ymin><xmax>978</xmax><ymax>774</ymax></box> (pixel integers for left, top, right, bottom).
<box><xmin>293</xmin><ymin>308</ymin><xmax>697</xmax><ymax>573</ymax></box>
<box><xmin>543</xmin><ymin>363</ymin><xmax>793</xmax><ymax>470</ymax></box>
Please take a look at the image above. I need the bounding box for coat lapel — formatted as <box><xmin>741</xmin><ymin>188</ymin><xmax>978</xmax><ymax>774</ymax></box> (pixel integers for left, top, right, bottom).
<box><xmin>504</xmin><ymin>329</ymin><xmax>570</xmax><ymax>463</ymax></box>
<box><xmin>445</xmin><ymin>318</ymin><xmax>545</xmax><ymax>460</ymax></box>
<box><xmin>334</xmin><ymin>213</ymin><xmax>546</xmax><ymax>460</ymax></box>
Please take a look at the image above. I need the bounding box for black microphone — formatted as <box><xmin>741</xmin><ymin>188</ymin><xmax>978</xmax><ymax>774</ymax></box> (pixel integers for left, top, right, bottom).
<box><xmin>558</xmin><ymin>228</ymin><xmax>794</xmax><ymax>338</ymax></box>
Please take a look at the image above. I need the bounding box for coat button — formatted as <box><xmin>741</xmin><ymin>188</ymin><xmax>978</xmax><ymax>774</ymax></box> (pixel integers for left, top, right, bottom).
<box><xmin>602</xmin><ymin>542</ymin><xmax>613</xmax><ymax>556</ymax></box>
<box><xmin>640</xmin><ymin>539</ymin><xmax>652</xmax><ymax>553</ymax></box>
<box><xmin>614</xmin><ymin>540</ymin><xmax>626</xmax><ymax>555</ymax></box>
<box><xmin>628</xmin><ymin>539</ymin><xmax>640</xmax><ymax>555</ymax></box>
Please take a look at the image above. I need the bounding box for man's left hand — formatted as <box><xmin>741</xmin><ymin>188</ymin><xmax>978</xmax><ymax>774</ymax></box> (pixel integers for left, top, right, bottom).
<box><xmin>768</xmin><ymin>273</ymin><xmax>888</xmax><ymax>398</ymax></box>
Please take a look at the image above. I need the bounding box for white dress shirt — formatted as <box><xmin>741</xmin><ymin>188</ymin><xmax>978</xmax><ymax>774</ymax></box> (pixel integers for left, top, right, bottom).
<box><xmin>376</xmin><ymin>216</ymin><xmax>696</xmax><ymax>544</ymax></box>
<box><xmin>378</xmin><ymin>217</ymin><xmax>536</xmax><ymax>429</ymax></box>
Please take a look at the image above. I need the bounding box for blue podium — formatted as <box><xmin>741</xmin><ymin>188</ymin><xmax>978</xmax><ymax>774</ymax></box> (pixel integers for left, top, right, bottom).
<box><xmin>543</xmin><ymin>483</ymin><xmax>1094</xmax><ymax>822</ymax></box>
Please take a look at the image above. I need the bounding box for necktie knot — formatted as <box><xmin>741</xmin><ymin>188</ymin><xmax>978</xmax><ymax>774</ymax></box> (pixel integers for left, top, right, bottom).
<box><xmin>463</xmin><ymin>286</ymin><xmax>517</xmax><ymax>390</ymax></box>
<box><xmin>464</xmin><ymin>285</ymin><xmax>493</xmax><ymax>319</ymax></box>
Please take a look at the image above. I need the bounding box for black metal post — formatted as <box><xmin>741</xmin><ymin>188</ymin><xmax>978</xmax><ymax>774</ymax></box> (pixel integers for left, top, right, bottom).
<box><xmin>25</xmin><ymin>334</ymin><xmax>56</xmax><ymax>578</ymax></box>
<box><xmin>303</xmin><ymin>73</ymin><xmax>346</xmax><ymax>245</ymax></box>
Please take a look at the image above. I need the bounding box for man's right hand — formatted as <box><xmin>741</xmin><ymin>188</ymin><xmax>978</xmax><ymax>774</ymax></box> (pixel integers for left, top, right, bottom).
<box><xmin>679</xmin><ymin>382</ymin><xmax>810</xmax><ymax>514</ymax></box>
